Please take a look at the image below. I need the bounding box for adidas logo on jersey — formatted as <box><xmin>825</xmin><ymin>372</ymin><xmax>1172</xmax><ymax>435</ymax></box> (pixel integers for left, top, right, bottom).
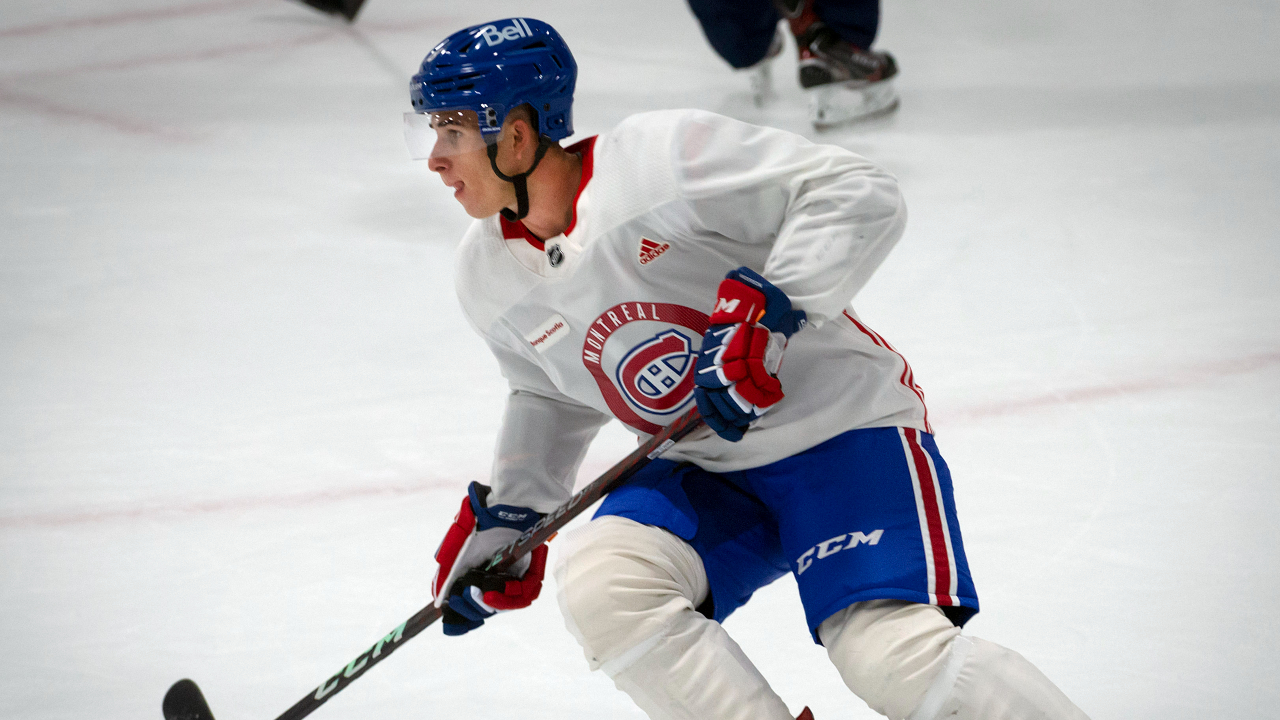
<box><xmin>638</xmin><ymin>237</ymin><xmax>670</xmax><ymax>265</ymax></box>
<box><xmin>478</xmin><ymin>18</ymin><xmax>534</xmax><ymax>47</ymax></box>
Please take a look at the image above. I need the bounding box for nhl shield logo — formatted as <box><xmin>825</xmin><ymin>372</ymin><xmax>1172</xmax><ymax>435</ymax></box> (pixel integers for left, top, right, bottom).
<box><xmin>547</xmin><ymin>243</ymin><xmax>565</xmax><ymax>267</ymax></box>
<box><xmin>615</xmin><ymin>330</ymin><xmax>695</xmax><ymax>414</ymax></box>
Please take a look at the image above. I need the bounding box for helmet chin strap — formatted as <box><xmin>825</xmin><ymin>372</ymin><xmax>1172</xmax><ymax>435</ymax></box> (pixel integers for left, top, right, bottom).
<box><xmin>487</xmin><ymin>135</ymin><xmax>553</xmax><ymax>222</ymax></box>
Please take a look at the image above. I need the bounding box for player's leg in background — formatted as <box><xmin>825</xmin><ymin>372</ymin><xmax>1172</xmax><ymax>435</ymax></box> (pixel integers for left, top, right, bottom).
<box><xmin>686</xmin><ymin>0</ymin><xmax>781</xmax><ymax>69</ymax></box>
<box><xmin>778</xmin><ymin>0</ymin><xmax>893</xmax><ymax>85</ymax></box>
<box><xmin>818</xmin><ymin>599</ymin><xmax>1090</xmax><ymax>720</ymax></box>
<box><xmin>555</xmin><ymin>516</ymin><xmax>794</xmax><ymax>720</ymax></box>
<box><xmin>774</xmin><ymin>0</ymin><xmax>900</xmax><ymax>124</ymax></box>
<box><xmin>685</xmin><ymin>0</ymin><xmax>786</xmax><ymax>105</ymax></box>
<box><xmin>810</xmin><ymin>0</ymin><xmax>880</xmax><ymax>56</ymax></box>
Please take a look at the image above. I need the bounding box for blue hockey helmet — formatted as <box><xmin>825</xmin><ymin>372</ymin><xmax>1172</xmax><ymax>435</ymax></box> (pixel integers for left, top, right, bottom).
<box><xmin>410</xmin><ymin>18</ymin><xmax>577</xmax><ymax>142</ymax></box>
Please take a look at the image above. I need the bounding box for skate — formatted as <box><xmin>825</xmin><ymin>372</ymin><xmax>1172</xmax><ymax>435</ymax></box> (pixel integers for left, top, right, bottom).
<box><xmin>808</xmin><ymin>75</ymin><xmax>899</xmax><ymax>128</ymax></box>
<box><xmin>798</xmin><ymin>25</ymin><xmax>899</xmax><ymax>127</ymax></box>
<box><xmin>741</xmin><ymin>22</ymin><xmax>787</xmax><ymax>107</ymax></box>
<box><xmin>773</xmin><ymin>0</ymin><xmax>899</xmax><ymax>127</ymax></box>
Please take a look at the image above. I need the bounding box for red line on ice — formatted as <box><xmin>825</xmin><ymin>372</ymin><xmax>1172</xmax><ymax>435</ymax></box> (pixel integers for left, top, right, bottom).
<box><xmin>0</xmin><ymin>480</ymin><xmax>459</xmax><ymax>529</ymax></box>
<box><xmin>0</xmin><ymin>0</ymin><xmax>260</xmax><ymax>39</ymax></box>
<box><xmin>0</xmin><ymin>27</ymin><xmax>334</xmax><ymax>136</ymax></box>
<box><xmin>3</xmin><ymin>16</ymin><xmax>467</xmax><ymax>82</ymax></box>
<box><xmin>7</xmin><ymin>29</ymin><xmax>337</xmax><ymax>82</ymax></box>
<box><xmin>4</xmin><ymin>351</ymin><xmax>1276</xmax><ymax>529</ymax></box>
<box><xmin>945</xmin><ymin>351</ymin><xmax>1280</xmax><ymax>421</ymax></box>
<box><xmin>0</xmin><ymin>86</ymin><xmax>196</xmax><ymax>141</ymax></box>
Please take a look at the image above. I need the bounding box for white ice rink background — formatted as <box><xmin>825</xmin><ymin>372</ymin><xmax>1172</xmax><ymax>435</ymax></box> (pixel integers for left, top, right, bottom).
<box><xmin>2</xmin><ymin>0</ymin><xmax>1278</xmax><ymax>718</ymax></box>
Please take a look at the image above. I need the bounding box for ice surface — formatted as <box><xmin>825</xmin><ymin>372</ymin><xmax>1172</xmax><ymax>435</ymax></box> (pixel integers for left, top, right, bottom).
<box><xmin>2</xmin><ymin>1</ymin><xmax>1278</xmax><ymax>718</ymax></box>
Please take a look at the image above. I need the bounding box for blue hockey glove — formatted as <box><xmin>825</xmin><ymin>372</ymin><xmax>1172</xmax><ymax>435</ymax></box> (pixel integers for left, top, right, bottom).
<box><xmin>432</xmin><ymin>482</ymin><xmax>545</xmax><ymax>636</ymax></box>
<box><xmin>694</xmin><ymin>267</ymin><xmax>807</xmax><ymax>442</ymax></box>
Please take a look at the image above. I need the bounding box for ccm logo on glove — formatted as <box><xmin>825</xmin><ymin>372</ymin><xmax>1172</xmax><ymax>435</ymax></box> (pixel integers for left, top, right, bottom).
<box><xmin>713</xmin><ymin>297</ymin><xmax>742</xmax><ymax>315</ymax></box>
<box><xmin>694</xmin><ymin>267</ymin><xmax>806</xmax><ymax>442</ymax></box>
<box><xmin>432</xmin><ymin>482</ymin><xmax>547</xmax><ymax>636</ymax></box>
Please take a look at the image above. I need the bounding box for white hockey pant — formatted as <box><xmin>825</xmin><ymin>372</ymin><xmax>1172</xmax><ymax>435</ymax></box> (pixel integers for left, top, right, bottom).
<box><xmin>556</xmin><ymin>516</ymin><xmax>1089</xmax><ymax>720</ymax></box>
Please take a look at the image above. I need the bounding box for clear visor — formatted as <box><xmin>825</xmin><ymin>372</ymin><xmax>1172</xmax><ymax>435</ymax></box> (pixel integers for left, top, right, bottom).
<box><xmin>403</xmin><ymin>109</ymin><xmax>498</xmax><ymax>161</ymax></box>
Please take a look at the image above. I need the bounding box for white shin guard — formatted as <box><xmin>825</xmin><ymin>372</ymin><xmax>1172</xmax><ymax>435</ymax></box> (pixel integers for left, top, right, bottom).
<box><xmin>906</xmin><ymin>635</ymin><xmax>1090</xmax><ymax>720</ymax></box>
<box><xmin>555</xmin><ymin>516</ymin><xmax>792</xmax><ymax>720</ymax></box>
<box><xmin>819</xmin><ymin>600</ymin><xmax>1090</xmax><ymax>720</ymax></box>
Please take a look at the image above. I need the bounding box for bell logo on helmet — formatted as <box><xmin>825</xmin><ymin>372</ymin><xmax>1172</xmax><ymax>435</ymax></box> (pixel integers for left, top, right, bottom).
<box><xmin>478</xmin><ymin>18</ymin><xmax>534</xmax><ymax>47</ymax></box>
<box><xmin>412</xmin><ymin>18</ymin><xmax>577</xmax><ymax>142</ymax></box>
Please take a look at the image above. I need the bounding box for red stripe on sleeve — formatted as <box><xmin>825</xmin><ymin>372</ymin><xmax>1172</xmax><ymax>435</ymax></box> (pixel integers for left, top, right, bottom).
<box><xmin>845</xmin><ymin>311</ymin><xmax>932</xmax><ymax>434</ymax></box>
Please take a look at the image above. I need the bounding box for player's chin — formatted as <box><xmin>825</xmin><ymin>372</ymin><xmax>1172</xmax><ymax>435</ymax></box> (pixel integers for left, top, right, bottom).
<box><xmin>455</xmin><ymin>191</ymin><xmax>491</xmax><ymax>218</ymax></box>
<box><xmin>463</xmin><ymin>205</ymin><xmax>499</xmax><ymax>220</ymax></box>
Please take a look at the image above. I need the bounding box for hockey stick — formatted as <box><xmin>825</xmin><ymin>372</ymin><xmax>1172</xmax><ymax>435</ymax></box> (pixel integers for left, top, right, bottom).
<box><xmin>295</xmin><ymin>0</ymin><xmax>365</xmax><ymax>22</ymax></box>
<box><xmin>162</xmin><ymin>406</ymin><xmax>704</xmax><ymax>720</ymax></box>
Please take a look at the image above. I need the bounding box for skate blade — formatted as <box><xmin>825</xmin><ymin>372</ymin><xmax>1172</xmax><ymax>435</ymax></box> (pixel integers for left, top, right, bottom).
<box><xmin>742</xmin><ymin>22</ymin><xmax>786</xmax><ymax>108</ymax></box>
<box><xmin>809</xmin><ymin>80</ymin><xmax>899</xmax><ymax>128</ymax></box>
<box><xmin>749</xmin><ymin>62</ymin><xmax>776</xmax><ymax>108</ymax></box>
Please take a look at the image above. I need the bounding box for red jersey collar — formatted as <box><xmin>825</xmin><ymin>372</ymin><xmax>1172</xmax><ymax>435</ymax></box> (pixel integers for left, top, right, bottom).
<box><xmin>499</xmin><ymin>135</ymin><xmax>597</xmax><ymax>251</ymax></box>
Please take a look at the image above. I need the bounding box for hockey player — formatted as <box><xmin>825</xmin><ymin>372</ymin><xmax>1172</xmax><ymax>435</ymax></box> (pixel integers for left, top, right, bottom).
<box><xmin>686</xmin><ymin>0</ymin><xmax>899</xmax><ymax>125</ymax></box>
<box><xmin>409</xmin><ymin>17</ymin><xmax>1091</xmax><ymax>720</ymax></box>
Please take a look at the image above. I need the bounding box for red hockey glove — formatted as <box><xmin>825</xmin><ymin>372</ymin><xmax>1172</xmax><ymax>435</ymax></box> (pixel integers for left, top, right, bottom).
<box><xmin>694</xmin><ymin>267</ymin><xmax>807</xmax><ymax>442</ymax></box>
<box><xmin>432</xmin><ymin>482</ymin><xmax>544</xmax><ymax>635</ymax></box>
<box><xmin>443</xmin><ymin>545</ymin><xmax>548</xmax><ymax>634</ymax></box>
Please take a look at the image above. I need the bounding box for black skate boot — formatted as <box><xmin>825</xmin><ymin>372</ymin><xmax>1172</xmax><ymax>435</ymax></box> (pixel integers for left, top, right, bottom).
<box><xmin>773</xmin><ymin>0</ymin><xmax>899</xmax><ymax>126</ymax></box>
<box><xmin>795</xmin><ymin>24</ymin><xmax>897</xmax><ymax>89</ymax></box>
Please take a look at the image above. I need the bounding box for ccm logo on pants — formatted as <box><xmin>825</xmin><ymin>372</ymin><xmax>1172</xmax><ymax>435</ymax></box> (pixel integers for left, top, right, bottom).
<box><xmin>796</xmin><ymin>530</ymin><xmax>884</xmax><ymax>575</ymax></box>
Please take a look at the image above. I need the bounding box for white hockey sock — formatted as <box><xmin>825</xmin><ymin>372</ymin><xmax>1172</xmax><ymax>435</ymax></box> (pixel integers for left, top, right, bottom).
<box><xmin>555</xmin><ymin>516</ymin><xmax>792</xmax><ymax>720</ymax></box>
<box><xmin>906</xmin><ymin>636</ymin><xmax>1090</xmax><ymax>720</ymax></box>
<box><xmin>819</xmin><ymin>600</ymin><xmax>1090</xmax><ymax>720</ymax></box>
<box><xmin>819</xmin><ymin>599</ymin><xmax>961</xmax><ymax>719</ymax></box>
<box><xmin>607</xmin><ymin>608</ymin><xmax>793</xmax><ymax>720</ymax></box>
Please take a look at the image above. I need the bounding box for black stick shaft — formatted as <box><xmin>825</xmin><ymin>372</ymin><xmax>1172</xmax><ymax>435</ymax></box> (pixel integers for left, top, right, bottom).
<box><xmin>273</xmin><ymin>408</ymin><xmax>704</xmax><ymax>720</ymax></box>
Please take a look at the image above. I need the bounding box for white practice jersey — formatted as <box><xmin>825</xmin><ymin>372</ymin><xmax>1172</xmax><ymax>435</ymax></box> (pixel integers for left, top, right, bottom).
<box><xmin>454</xmin><ymin>109</ymin><xmax>929</xmax><ymax>512</ymax></box>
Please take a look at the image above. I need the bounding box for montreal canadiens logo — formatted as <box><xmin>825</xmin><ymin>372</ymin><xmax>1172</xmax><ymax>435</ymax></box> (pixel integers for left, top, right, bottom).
<box><xmin>582</xmin><ymin>301</ymin><xmax>709</xmax><ymax>434</ymax></box>
<box><xmin>616</xmin><ymin>330</ymin><xmax>695</xmax><ymax>414</ymax></box>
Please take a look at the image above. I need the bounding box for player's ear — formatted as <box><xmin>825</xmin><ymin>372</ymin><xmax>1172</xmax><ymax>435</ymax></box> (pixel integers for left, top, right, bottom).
<box><xmin>513</xmin><ymin>116</ymin><xmax>537</xmax><ymax>161</ymax></box>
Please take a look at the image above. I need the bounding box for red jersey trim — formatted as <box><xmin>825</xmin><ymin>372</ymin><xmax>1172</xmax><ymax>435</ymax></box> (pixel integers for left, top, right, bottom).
<box><xmin>563</xmin><ymin>135</ymin><xmax>596</xmax><ymax>236</ymax></box>
<box><xmin>844</xmin><ymin>311</ymin><xmax>932</xmax><ymax>434</ymax></box>
<box><xmin>497</xmin><ymin>135</ymin><xmax>598</xmax><ymax>250</ymax></box>
<box><xmin>499</xmin><ymin>214</ymin><xmax>544</xmax><ymax>250</ymax></box>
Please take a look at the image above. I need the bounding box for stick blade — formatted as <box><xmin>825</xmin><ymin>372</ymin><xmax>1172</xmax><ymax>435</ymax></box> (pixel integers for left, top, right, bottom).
<box><xmin>163</xmin><ymin>679</ymin><xmax>216</xmax><ymax>720</ymax></box>
<box><xmin>298</xmin><ymin>0</ymin><xmax>366</xmax><ymax>21</ymax></box>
